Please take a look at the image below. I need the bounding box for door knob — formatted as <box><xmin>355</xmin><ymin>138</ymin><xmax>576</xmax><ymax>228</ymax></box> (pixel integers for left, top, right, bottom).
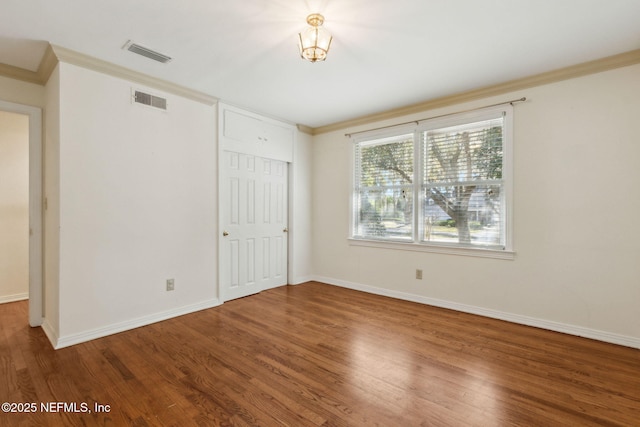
<box><xmin>222</xmin><ymin>231</ymin><xmax>229</xmax><ymax>237</ymax></box>
<box><xmin>283</xmin><ymin>227</ymin><xmax>289</xmax><ymax>233</ymax></box>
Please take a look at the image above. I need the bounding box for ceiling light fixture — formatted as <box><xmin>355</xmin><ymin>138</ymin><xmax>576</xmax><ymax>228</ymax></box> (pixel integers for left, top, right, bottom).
<box><xmin>298</xmin><ymin>14</ymin><xmax>333</xmax><ymax>63</ymax></box>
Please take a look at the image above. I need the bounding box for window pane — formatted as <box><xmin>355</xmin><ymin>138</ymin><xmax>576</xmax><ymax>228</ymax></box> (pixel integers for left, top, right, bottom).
<box><xmin>358</xmin><ymin>136</ymin><xmax>413</xmax><ymax>187</ymax></box>
<box><xmin>354</xmin><ymin>134</ymin><xmax>414</xmax><ymax>241</ymax></box>
<box><xmin>422</xmin><ymin>184</ymin><xmax>503</xmax><ymax>247</ymax></box>
<box><xmin>356</xmin><ymin>187</ymin><xmax>413</xmax><ymax>240</ymax></box>
<box><xmin>420</xmin><ymin>116</ymin><xmax>505</xmax><ymax>248</ymax></box>
<box><xmin>423</xmin><ymin>118</ymin><xmax>503</xmax><ymax>183</ymax></box>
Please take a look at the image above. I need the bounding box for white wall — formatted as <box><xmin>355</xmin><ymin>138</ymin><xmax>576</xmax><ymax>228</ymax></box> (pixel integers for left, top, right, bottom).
<box><xmin>289</xmin><ymin>129</ymin><xmax>313</xmax><ymax>284</ymax></box>
<box><xmin>47</xmin><ymin>62</ymin><xmax>218</xmax><ymax>347</ymax></box>
<box><xmin>44</xmin><ymin>64</ymin><xmax>61</xmax><ymax>338</ymax></box>
<box><xmin>0</xmin><ymin>111</ymin><xmax>29</xmax><ymax>302</ymax></box>
<box><xmin>311</xmin><ymin>64</ymin><xmax>640</xmax><ymax>348</ymax></box>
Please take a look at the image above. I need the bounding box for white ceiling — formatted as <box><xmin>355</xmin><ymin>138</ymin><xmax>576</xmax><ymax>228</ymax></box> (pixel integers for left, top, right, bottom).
<box><xmin>1</xmin><ymin>0</ymin><xmax>639</xmax><ymax>128</ymax></box>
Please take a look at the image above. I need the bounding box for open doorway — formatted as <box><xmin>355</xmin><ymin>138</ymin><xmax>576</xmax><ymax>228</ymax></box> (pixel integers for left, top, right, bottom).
<box><xmin>0</xmin><ymin>100</ymin><xmax>42</xmax><ymax>327</ymax></box>
<box><xmin>0</xmin><ymin>111</ymin><xmax>29</xmax><ymax>303</ymax></box>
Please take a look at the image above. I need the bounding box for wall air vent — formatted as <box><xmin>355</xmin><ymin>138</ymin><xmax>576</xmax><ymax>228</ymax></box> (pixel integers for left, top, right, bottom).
<box><xmin>133</xmin><ymin>90</ymin><xmax>168</xmax><ymax>111</ymax></box>
<box><xmin>123</xmin><ymin>40</ymin><xmax>172</xmax><ymax>63</ymax></box>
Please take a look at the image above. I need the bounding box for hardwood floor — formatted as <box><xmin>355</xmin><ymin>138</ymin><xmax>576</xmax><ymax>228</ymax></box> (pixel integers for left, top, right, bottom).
<box><xmin>1</xmin><ymin>282</ymin><xmax>639</xmax><ymax>426</ymax></box>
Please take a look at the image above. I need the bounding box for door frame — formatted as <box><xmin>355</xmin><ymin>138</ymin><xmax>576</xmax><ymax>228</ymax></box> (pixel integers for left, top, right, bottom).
<box><xmin>0</xmin><ymin>100</ymin><xmax>43</xmax><ymax>327</ymax></box>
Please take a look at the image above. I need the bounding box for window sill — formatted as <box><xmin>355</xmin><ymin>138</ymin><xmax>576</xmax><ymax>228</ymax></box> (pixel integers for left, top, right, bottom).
<box><xmin>348</xmin><ymin>238</ymin><xmax>515</xmax><ymax>260</ymax></box>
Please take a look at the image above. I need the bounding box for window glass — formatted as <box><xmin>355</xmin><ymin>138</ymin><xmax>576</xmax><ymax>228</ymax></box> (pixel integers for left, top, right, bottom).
<box><xmin>351</xmin><ymin>106</ymin><xmax>512</xmax><ymax>253</ymax></box>
<box><xmin>421</xmin><ymin>117</ymin><xmax>505</xmax><ymax>248</ymax></box>
<box><xmin>354</xmin><ymin>135</ymin><xmax>414</xmax><ymax>241</ymax></box>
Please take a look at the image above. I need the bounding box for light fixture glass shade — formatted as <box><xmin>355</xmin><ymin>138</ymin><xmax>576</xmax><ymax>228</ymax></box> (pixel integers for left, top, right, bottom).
<box><xmin>298</xmin><ymin>14</ymin><xmax>333</xmax><ymax>62</ymax></box>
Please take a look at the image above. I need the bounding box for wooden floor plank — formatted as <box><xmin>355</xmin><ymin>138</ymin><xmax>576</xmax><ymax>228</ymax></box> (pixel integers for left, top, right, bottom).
<box><xmin>0</xmin><ymin>281</ymin><xmax>638</xmax><ymax>426</ymax></box>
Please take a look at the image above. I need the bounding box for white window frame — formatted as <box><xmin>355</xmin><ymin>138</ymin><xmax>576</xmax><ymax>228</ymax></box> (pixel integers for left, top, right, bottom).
<box><xmin>349</xmin><ymin>105</ymin><xmax>514</xmax><ymax>260</ymax></box>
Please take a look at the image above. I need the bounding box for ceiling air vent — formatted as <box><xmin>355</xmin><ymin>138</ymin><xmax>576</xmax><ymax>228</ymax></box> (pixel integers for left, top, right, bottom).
<box><xmin>133</xmin><ymin>90</ymin><xmax>168</xmax><ymax>111</ymax></box>
<box><xmin>123</xmin><ymin>40</ymin><xmax>172</xmax><ymax>63</ymax></box>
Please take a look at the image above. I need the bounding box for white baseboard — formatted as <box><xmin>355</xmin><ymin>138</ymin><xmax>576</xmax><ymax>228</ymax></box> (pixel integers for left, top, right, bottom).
<box><xmin>40</xmin><ymin>318</ymin><xmax>59</xmax><ymax>349</ymax></box>
<box><xmin>49</xmin><ymin>298</ymin><xmax>221</xmax><ymax>349</ymax></box>
<box><xmin>313</xmin><ymin>276</ymin><xmax>640</xmax><ymax>350</ymax></box>
<box><xmin>0</xmin><ymin>292</ymin><xmax>28</xmax><ymax>304</ymax></box>
<box><xmin>289</xmin><ymin>276</ymin><xmax>314</xmax><ymax>285</ymax></box>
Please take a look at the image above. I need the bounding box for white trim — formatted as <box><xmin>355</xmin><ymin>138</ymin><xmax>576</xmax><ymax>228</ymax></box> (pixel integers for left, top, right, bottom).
<box><xmin>288</xmin><ymin>276</ymin><xmax>314</xmax><ymax>285</ymax></box>
<box><xmin>348</xmin><ymin>238</ymin><xmax>516</xmax><ymax>260</ymax></box>
<box><xmin>348</xmin><ymin>135</ymin><xmax>356</xmax><ymax>239</ymax></box>
<box><xmin>0</xmin><ymin>293</ymin><xmax>29</xmax><ymax>304</ymax></box>
<box><xmin>51</xmin><ymin>45</ymin><xmax>217</xmax><ymax>106</ymax></box>
<box><xmin>287</xmin><ymin>159</ymin><xmax>294</xmax><ymax>287</ymax></box>
<box><xmin>313</xmin><ymin>276</ymin><xmax>640</xmax><ymax>350</ymax></box>
<box><xmin>51</xmin><ymin>298</ymin><xmax>220</xmax><ymax>349</ymax></box>
<box><xmin>500</xmin><ymin>106</ymin><xmax>514</xmax><ymax>252</ymax></box>
<box><xmin>40</xmin><ymin>319</ymin><xmax>59</xmax><ymax>349</ymax></box>
<box><xmin>0</xmin><ymin>100</ymin><xmax>43</xmax><ymax>327</ymax></box>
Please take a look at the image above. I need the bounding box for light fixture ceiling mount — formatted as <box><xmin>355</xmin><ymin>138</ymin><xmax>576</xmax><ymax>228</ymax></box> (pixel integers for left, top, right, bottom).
<box><xmin>298</xmin><ymin>13</ymin><xmax>333</xmax><ymax>63</ymax></box>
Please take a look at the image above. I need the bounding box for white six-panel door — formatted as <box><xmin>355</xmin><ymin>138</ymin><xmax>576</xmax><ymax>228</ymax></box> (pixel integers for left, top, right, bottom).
<box><xmin>221</xmin><ymin>151</ymin><xmax>288</xmax><ymax>301</ymax></box>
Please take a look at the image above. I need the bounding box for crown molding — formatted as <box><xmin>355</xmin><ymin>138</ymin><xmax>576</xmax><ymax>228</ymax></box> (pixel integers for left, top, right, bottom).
<box><xmin>49</xmin><ymin>45</ymin><xmax>217</xmax><ymax>106</ymax></box>
<box><xmin>0</xmin><ymin>62</ymin><xmax>42</xmax><ymax>85</ymax></box>
<box><xmin>311</xmin><ymin>48</ymin><xmax>640</xmax><ymax>135</ymax></box>
<box><xmin>0</xmin><ymin>44</ymin><xmax>57</xmax><ymax>85</ymax></box>
<box><xmin>0</xmin><ymin>44</ymin><xmax>217</xmax><ymax>106</ymax></box>
<box><xmin>36</xmin><ymin>44</ymin><xmax>58</xmax><ymax>84</ymax></box>
<box><xmin>296</xmin><ymin>124</ymin><xmax>314</xmax><ymax>135</ymax></box>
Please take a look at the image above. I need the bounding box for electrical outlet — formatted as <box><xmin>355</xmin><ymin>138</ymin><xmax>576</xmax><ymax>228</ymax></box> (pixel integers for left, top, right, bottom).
<box><xmin>166</xmin><ymin>279</ymin><xmax>175</xmax><ymax>291</ymax></box>
<box><xmin>416</xmin><ymin>269</ymin><xmax>423</xmax><ymax>280</ymax></box>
